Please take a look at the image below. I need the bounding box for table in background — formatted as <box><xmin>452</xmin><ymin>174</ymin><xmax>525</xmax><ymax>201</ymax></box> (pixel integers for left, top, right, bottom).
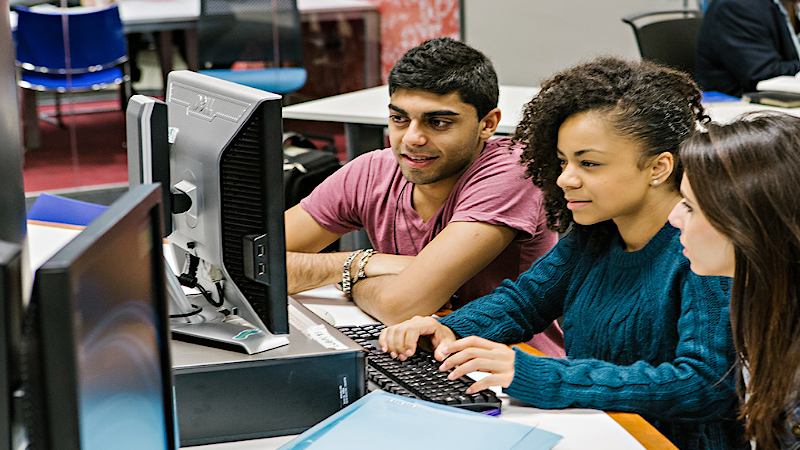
<box><xmin>283</xmin><ymin>87</ymin><xmax>800</xmax><ymax>161</ymax></box>
<box><xmin>119</xmin><ymin>0</ymin><xmax>380</xmax><ymax>93</ymax></box>
<box><xmin>282</xmin><ymin>85</ymin><xmax>541</xmax><ymax>160</ymax></box>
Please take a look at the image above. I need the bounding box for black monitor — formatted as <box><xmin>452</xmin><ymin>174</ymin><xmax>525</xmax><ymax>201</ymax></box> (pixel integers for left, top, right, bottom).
<box><xmin>126</xmin><ymin>70</ymin><xmax>289</xmax><ymax>354</ymax></box>
<box><xmin>21</xmin><ymin>184</ymin><xmax>178</xmax><ymax>450</ymax></box>
<box><xmin>0</xmin><ymin>0</ymin><xmax>27</xmax><ymax>248</ymax></box>
<box><xmin>1</xmin><ymin>1</ymin><xmax>30</xmax><ymax>449</ymax></box>
<box><xmin>126</xmin><ymin>96</ymin><xmax>172</xmax><ymax>237</ymax></box>
<box><xmin>0</xmin><ymin>242</ymin><xmax>23</xmax><ymax>450</ymax></box>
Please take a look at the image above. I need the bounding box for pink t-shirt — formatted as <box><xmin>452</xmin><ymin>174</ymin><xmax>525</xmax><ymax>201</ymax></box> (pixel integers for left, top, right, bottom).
<box><xmin>300</xmin><ymin>137</ymin><xmax>565</xmax><ymax>356</ymax></box>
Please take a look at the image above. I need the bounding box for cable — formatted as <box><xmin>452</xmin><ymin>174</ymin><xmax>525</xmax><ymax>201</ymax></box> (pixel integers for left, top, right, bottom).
<box><xmin>169</xmin><ymin>304</ymin><xmax>204</xmax><ymax>319</ymax></box>
<box><xmin>177</xmin><ymin>253</ymin><xmax>224</xmax><ymax>308</ymax></box>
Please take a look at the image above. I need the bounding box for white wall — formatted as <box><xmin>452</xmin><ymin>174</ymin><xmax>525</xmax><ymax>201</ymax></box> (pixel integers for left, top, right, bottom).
<box><xmin>463</xmin><ymin>0</ymin><xmax>689</xmax><ymax>86</ymax></box>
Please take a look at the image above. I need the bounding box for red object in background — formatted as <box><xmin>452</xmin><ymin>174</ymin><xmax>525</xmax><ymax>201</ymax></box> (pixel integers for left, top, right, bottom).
<box><xmin>370</xmin><ymin>0</ymin><xmax>461</xmax><ymax>83</ymax></box>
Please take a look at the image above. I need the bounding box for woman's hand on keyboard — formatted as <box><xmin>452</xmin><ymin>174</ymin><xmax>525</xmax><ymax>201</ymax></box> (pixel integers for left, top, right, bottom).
<box><xmin>438</xmin><ymin>336</ymin><xmax>516</xmax><ymax>393</ymax></box>
<box><xmin>379</xmin><ymin>316</ymin><xmax>457</xmax><ymax>361</ymax></box>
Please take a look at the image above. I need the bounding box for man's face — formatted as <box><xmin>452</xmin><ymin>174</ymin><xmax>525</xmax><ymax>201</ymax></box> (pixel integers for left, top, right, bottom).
<box><xmin>388</xmin><ymin>88</ymin><xmax>488</xmax><ymax>187</ymax></box>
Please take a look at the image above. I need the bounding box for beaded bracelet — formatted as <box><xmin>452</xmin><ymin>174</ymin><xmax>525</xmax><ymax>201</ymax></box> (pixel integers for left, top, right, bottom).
<box><xmin>341</xmin><ymin>249</ymin><xmax>365</xmax><ymax>298</ymax></box>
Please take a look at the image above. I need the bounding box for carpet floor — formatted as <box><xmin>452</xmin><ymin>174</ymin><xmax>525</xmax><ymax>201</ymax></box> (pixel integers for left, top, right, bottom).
<box><xmin>23</xmin><ymin>100</ymin><xmax>129</xmax><ymax>194</ymax></box>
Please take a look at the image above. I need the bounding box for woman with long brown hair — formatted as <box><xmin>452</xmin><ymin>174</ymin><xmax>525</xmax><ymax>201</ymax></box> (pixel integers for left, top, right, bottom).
<box><xmin>669</xmin><ymin>112</ymin><xmax>800</xmax><ymax>450</ymax></box>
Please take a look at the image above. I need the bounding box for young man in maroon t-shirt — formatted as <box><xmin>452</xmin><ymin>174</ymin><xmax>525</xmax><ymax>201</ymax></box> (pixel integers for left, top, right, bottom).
<box><xmin>284</xmin><ymin>37</ymin><xmax>563</xmax><ymax>356</ymax></box>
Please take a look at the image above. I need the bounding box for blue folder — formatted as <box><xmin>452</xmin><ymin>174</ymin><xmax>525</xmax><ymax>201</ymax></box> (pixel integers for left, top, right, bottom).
<box><xmin>278</xmin><ymin>391</ymin><xmax>562</xmax><ymax>450</ymax></box>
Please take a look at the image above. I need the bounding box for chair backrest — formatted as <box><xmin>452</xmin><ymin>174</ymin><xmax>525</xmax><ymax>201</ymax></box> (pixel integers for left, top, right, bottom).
<box><xmin>622</xmin><ymin>9</ymin><xmax>703</xmax><ymax>76</ymax></box>
<box><xmin>14</xmin><ymin>5</ymin><xmax>127</xmax><ymax>74</ymax></box>
<box><xmin>198</xmin><ymin>0</ymin><xmax>303</xmax><ymax>70</ymax></box>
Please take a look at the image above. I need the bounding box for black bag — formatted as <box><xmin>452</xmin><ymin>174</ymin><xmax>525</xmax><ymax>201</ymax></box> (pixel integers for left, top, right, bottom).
<box><xmin>283</xmin><ymin>135</ymin><xmax>342</xmax><ymax>209</ymax></box>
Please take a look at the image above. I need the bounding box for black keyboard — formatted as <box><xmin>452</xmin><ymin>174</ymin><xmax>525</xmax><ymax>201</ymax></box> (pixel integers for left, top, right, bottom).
<box><xmin>337</xmin><ymin>324</ymin><xmax>502</xmax><ymax>413</ymax></box>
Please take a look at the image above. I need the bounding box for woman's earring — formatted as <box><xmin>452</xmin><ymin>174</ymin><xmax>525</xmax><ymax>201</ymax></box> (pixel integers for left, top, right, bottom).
<box><xmin>652</xmin><ymin>180</ymin><xmax>660</xmax><ymax>185</ymax></box>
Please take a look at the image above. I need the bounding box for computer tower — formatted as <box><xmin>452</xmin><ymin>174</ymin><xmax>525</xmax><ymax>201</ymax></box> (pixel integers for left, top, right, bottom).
<box><xmin>171</xmin><ymin>299</ymin><xmax>365</xmax><ymax>446</ymax></box>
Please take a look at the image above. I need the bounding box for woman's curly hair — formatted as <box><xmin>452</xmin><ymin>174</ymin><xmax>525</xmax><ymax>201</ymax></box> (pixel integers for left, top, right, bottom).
<box><xmin>512</xmin><ymin>57</ymin><xmax>707</xmax><ymax>237</ymax></box>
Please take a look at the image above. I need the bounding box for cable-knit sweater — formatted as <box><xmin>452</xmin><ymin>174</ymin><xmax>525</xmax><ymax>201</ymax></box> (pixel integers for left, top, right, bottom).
<box><xmin>439</xmin><ymin>223</ymin><xmax>748</xmax><ymax>450</ymax></box>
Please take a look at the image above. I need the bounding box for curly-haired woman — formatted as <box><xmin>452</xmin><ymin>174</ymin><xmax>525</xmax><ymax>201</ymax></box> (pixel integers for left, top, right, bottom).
<box><xmin>379</xmin><ymin>57</ymin><xmax>748</xmax><ymax>450</ymax></box>
<box><xmin>670</xmin><ymin>112</ymin><xmax>800</xmax><ymax>450</ymax></box>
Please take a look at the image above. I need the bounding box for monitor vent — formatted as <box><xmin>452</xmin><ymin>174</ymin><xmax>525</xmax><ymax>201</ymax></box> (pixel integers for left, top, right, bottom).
<box><xmin>219</xmin><ymin>113</ymin><xmax>270</xmax><ymax>322</ymax></box>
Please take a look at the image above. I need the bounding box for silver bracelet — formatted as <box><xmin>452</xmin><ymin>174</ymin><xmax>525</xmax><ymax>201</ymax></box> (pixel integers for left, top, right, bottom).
<box><xmin>353</xmin><ymin>249</ymin><xmax>376</xmax><ymax>284</ymax></box>
<box><xmin>341</xmin><ymin>249</ymin><xmax>365</xmax><ymax>298</ymax></box>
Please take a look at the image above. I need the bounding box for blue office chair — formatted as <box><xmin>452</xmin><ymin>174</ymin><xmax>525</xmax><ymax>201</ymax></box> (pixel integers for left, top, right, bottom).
<box><xmin>14</xmin><ymin>4</ymin><xmax>132</xmax><ymax>129</ymax></box>
<box><xmin>197</xmin><ymin>0</ymin><xmax>307</xmax><ymax>94</ymax></box>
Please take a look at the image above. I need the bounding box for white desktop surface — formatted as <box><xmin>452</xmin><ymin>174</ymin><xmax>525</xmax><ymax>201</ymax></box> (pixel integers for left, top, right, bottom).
<box><xmin>283</xmin><ymin>85</ymin><xmax>800</xmax><ymax>137</ymax></box>
<box><xmin>703</xmin><ymin>99</ymin><xmax>800</xmax><ymax>123</ymax></box>
<box><xmin>26</xmin><ymin>222</ymin><xmax>81</xmax><ymax>271</ymax></box>
<box><xmin>9</xmin><ymin>0</ymin><xmax>376</xmax><ymax>30</ymax></box>
<box><xmin>282</xmin><ymin>85</ymin><xmax>540</xmax><ymax>136</ymax></box>
<box><xmin>118</xmin><ymin>0</ymin><xmax>199</xmax><ymax>25</ymax></box>
<box><xmin>117</xmin><ymin>0</ymin><xmax>375</xmax><ymax>25</ymax></box>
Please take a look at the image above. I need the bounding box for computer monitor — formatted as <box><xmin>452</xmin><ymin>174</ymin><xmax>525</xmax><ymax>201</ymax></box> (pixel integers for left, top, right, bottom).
<box><xmin>0</xmin><ymin>0</ymin><xmax>27</xmax><ymax>249</ymax></box>
<box><xmin>126</xmin><ymin>71</ymin><xmax>289</xmax><ymax>354</ymax></box>
<box><xmin>1</xmin><ymin>1</ymin><xmax>30</xmax><ymax>449</ymax></box>
<box><xmin>0</xmin><ymin>242</ymin><xmax>22</xmax><ymax>450</ymax></box>
<box><xmin>126</xmin><ymin>96</ymin><xmax>172</xmax><ymax>237</ymax></box>
<box><xmin>21</xmin><ymin>184</ymin><xmax>178</xmax><ymax>450</ymax></box>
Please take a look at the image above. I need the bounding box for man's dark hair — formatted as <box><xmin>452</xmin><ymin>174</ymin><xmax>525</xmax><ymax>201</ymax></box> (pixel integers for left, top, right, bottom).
<box><xmin>388</xmin><ymin>37</ymin><xmax>498</xmax><ymax>120</ymax></box>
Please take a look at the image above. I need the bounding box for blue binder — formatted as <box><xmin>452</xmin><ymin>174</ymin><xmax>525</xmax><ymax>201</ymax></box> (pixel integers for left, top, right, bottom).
<box><xmin>278</xmin><ymin>391</ymin><xmax>562</xmax><ymax>450</ymax></box>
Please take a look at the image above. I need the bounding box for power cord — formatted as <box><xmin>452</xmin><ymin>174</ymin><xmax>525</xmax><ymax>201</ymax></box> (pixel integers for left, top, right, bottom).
<box><xmin>177</xmin><ymin>253</ymin><xmax>224</xmax><ymax>308</ymax></box>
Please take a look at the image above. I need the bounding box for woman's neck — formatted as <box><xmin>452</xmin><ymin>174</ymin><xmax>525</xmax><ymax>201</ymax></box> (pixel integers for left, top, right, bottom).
<box><xmin>782</xmin><ymin>0</ymin><xmax>798</xmax><ymax>31</ymax></box>
<box><xmin>614</xmin><ymin>191</ymin><xmax>681</xmax><ymax>252</ymax></box>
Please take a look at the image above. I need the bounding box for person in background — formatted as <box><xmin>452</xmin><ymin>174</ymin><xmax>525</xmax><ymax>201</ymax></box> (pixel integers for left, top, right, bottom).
<box><xmin>284</xmin><ymin>37</ymin><xmax>563</xmax><ymax>356</ymax></box>
<box><xmin>669</xmin><ymin>112</ymin><xmax>800</xmax><ymax>450</ymax></box>
<box><xmin>379</xmin><ymin>57</ymin><xmax>748</xmax><ymax>450</ymax></box>
<box><xmin>696</xmin><ymin>0</ymin><xmax>800</xmax><ymax>96</ymax></box>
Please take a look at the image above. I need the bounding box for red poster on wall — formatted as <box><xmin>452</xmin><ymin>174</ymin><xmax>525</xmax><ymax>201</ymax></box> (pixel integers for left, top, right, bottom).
<box><xmin>371</xmin><ymin>0</ymin><xmax>461</xmax><ymax>82</ymax></box>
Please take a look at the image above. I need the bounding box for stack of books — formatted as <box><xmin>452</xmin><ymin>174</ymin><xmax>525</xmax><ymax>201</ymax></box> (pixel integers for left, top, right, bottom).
<box><xmin>745</xmin><ymin>75</ymin><xmax>800</xmax><ymax>107</ymax></box>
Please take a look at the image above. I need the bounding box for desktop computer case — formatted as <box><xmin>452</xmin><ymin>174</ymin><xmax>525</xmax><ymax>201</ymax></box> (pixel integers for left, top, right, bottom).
<box><xmin>171</xmin><ymin>299</ymin><xmax>366</xmax><ymax>446</ymax></box>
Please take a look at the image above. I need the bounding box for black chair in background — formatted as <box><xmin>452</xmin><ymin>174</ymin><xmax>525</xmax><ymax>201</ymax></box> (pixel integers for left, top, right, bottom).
<box><xmin>197</xmin><ymin>0</ymin><xmax>307</xmax><ymax>97</ymax></box>
<box><xmin>622</xmin><ymin>9</ymin><xmax>704</xmax><ymax>77</ymax></box>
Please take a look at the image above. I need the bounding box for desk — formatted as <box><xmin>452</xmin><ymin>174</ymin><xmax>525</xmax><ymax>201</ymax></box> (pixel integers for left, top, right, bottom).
<box><xmin>182</xmin><ymin>285</ymin><xmax>676</xmax><ymax>450</ymax></box>
<box><xmin>282</xmin><ymin>85</ymin><xmax>541</xmax><ymax>160</ymax></box>
<box><xmin>26</xmin><ymin>224</ymin><xmax>674</xmax><ymax>449</ymax></box>
<box><xmin>283</xmin><ymin>86</ymin><xmax>800</xmax><ymax>161</ymax></box>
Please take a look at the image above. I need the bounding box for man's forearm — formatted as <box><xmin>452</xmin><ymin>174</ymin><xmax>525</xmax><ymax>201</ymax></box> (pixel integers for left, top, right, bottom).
<box><xmin>351</xmin><ymin>275</ymin><xmax>445</xmax><ymax>326</ymax></box>
<box><xmin>286</xmin><ymin>251</ymin><xmax>350</xmax><ymax>294</ymax></box>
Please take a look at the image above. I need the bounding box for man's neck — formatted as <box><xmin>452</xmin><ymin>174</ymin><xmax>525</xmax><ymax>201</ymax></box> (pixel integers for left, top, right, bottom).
<box><xmin>411</xmin><ymin>178</ymin><xmax>460</xmax><ymax>223</ymax></box>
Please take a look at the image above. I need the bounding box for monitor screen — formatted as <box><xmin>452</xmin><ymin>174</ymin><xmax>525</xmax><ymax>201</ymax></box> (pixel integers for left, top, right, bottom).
<box><xmin>128</xmin><ymin>71</ymin><xmax>289</xmax><ymax>353</ymax></box>
<box><xmin>22</xmin><ymin>184</ymin><xmax>177</xmax><ymax>450</ymax></box>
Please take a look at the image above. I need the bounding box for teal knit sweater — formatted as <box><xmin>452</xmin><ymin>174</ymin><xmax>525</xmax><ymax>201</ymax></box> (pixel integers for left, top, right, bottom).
<box><xmin>439</xmin><ymin>223</ymin><xmax>747</xmax><ymax>450</ymax></box>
